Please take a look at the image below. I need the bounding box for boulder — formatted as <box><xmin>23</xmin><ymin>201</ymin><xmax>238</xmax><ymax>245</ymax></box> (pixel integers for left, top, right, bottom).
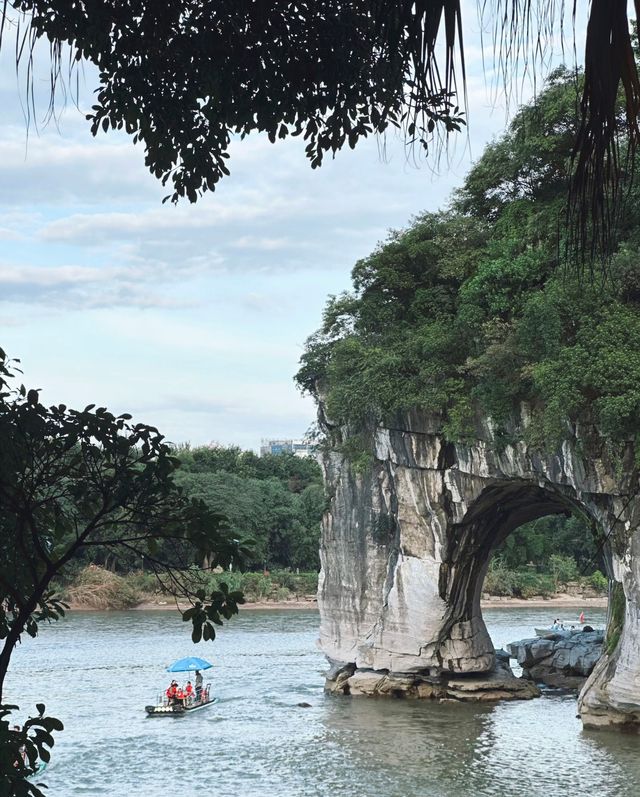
<box><xmin>508</xmin><ymin>630</ymin><xmax>604</xmax><ymax>688</ymax></box>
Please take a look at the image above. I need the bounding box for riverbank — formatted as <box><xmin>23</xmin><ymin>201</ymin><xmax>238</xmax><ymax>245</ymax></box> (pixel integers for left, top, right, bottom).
<box><xmin>66</xmin><ymin>594</ymin><xmax>607</xmax><ymax>612</ymax></box>
<box><xmin>61</xmin><ymin>564</ymin><xmax>607</xmax><ymax>612</ymax></box>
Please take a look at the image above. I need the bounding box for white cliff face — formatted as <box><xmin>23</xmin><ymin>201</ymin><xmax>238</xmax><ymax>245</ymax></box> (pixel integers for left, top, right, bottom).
<box><xmin>318</xmin><ymin>407</ymin><xmax>640</xmax><ymax>729</ymax></box>
<box><xmin>579</xmin><ymin>522</ymin><xmax>640</xmax><ymax>729</ymax></box>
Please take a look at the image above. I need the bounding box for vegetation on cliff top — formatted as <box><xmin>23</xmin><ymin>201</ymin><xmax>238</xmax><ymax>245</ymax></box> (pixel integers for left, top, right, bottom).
<box><xmin>296</xmin><ymin>67</ymin><xmax>640</xmax><ymax>452</ymax></box>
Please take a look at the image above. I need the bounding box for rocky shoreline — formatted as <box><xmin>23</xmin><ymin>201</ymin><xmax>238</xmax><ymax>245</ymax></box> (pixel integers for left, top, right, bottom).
<box><xmin>324</xmin><ymin>627</ymin><xmax>605</xmax><ymax>703</ymax></box>
<box><xmin>508</xmin><ymin>629</ymin><xmax>604</xmax><ymax>689</ymax></box>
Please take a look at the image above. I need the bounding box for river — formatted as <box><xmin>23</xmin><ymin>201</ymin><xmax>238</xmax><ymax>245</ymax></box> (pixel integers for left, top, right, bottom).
<box><xmin>6</xmin><ymin>606</ymin><xmax>639</xmax><ymax>797</ymax></box>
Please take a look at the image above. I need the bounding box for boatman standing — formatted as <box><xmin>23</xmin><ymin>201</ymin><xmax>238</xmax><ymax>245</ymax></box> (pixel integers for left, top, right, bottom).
<box><xmin>195</xmin><ymin>669</ymin><xmax>203</xmax><ymax>701</ymax></box>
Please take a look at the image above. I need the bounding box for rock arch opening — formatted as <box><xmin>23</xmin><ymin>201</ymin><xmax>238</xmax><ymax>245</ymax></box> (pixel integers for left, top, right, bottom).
<box><xmin>437</xmin><ymin>480</ymin><xmax>609</xmax><ymax>675</ymax></box>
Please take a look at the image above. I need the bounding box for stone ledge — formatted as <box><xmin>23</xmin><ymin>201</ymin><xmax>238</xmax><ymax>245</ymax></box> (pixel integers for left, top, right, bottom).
<box><xmin>325</xmin><ymin>661</ymin><xmax>540</xmax><ymax>702</ymax></box>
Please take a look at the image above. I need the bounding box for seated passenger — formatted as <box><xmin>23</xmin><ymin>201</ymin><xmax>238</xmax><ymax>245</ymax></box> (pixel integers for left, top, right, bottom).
<box><xmin>166</xmin><ymin>680</ymin><xmax>178</xmax><ymax>704</ymax></box>
<box><xmin>185</xmin><ymin>681</ymin><xmax>194</xmax><ymax>704</ymax></box>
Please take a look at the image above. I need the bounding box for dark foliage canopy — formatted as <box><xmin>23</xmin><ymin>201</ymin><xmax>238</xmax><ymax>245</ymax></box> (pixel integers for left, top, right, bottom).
<box><xmin>2</xmin><ymin>0</ymin><xmax>638</xmax><ymax>230</ymax></box>
<box><xmin>2</xmin><ymin>0</ymin><xmax>467</xmax><ymax>202</ymax></box>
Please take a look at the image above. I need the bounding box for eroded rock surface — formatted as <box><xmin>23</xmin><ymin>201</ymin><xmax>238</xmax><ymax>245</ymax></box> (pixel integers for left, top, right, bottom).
<box><xmin>317</xmin><ymin>405</ymin><xmax>640</xmax><ymax>730</ymax></box>
<box><xmin>325</xmin><ymin>656</ymin><xmax>539</xmax><ymax>702</ymax></box>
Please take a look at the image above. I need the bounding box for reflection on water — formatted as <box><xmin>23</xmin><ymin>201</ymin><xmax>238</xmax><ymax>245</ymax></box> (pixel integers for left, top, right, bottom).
<box><xmin>5</xmin><ymin>606</ymin><xmax>637</xmax><ymax>797</ymax></box>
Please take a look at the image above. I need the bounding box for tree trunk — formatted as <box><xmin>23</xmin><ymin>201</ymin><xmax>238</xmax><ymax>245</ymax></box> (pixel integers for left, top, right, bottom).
<box><xmin>0</xmin><ymin>622</ymin><xmax>25</xmax><ymax>703</ymax></box>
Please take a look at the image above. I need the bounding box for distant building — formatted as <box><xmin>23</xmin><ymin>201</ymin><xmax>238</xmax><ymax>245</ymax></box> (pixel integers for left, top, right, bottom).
<box><xmin>260</xmin><ymin>438</ymin><xmax>316</xmax><ymax>458</ymax></box>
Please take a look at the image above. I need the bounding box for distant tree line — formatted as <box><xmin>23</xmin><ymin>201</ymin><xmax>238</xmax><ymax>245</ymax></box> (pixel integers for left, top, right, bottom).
<box><xmin>173</xmin><ymin>445</ymin><xmax>324</xmax><ymax>572</ymax></box>
<box><xmin>484</xmin><ymin>514</ymin><xmax>607</xmax><ymax>598</ymax></box>
<box><xmin>65</xmin><ymin>445</ymin><xmax>325</xmax><ymax>577</ymax></box>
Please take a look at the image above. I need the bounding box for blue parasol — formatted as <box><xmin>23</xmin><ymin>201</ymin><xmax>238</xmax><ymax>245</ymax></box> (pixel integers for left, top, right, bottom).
<box><xmin>166</xmin><ymin>656</ymin><xmax>213</xmax><ymax>673</ymax></box>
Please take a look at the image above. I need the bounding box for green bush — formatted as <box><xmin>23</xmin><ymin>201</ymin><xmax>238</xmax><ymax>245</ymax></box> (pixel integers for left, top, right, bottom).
<box><xmin>590</xmin><ymin>570</ymin><xmax>608</xmax><ymax>593</ymax></box>
<box><xmin>483</xmin><ymin>557</ymin><xmax>518</xmax><ymax>596</ymax></box>
<box><xmin>514</xmin><ymin>571</ymin><xmax>555</xmax><ymax>598</ymax></box>
<box><xmin>202</xmin><ymin>570</ymin><xmax>245</xmax><ymax>595</ymax></box>
<box><xmin>239</xmin><ymin>572</ymin><xmax>273</xmax><ymax>601</ymax></box>
<box><xmin>548</xmin><ymin>554</ymin><xmax>579</xmax><ymax>588</ymax></box>
<box><xmin>271</xmin><ymin>571</ymin><xmax>297</xmax><ymax>591</ymax></box>
<box><xmin>484</xmin><ymin>559</ymin><xmax>558</xmax><ymax>598</ymax></box>
<box><xmin>126</xmin><ymin>570</ymin><xmax>160</xmax><ymax>595</ymax></box>
<box><xmin>270</xmin><ymin>570</ymin><xmax>318</xmax><ymax>596</ymax></box>
<box><xmin>274</xmin><ymin>587</ymin><xmax>291</xmax><ymax>602</ymax></box>
<box><xmin>293</xmin><ymin>572</ymin><xmax>319</xmax><ymax>595</ymax></box>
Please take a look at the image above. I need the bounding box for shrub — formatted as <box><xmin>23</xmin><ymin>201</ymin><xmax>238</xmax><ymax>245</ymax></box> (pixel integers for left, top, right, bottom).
<box><xmin>239</xmin><ymin>572</ymin><xmax>273</xmax><ymax>601</ymax></box>
<box><xmin>548</xmin><ymin>554</ymin><xmax>579</xmax><ymax>588</ymax></box>
<box><xmin>274</xmin><ymin>587</ymin><xmax>291</xmax><ymax>602</ymax></box>
<box><xmin>589</xmin><ymin>570</ymin><xmax>608</xmax><ymax>593</ymax></box>
<box><xmin>270</xmin><ymin>570</ymin><xmax>318</xmax><ymax>596</ymax></box>
<box><xmin>293</xmin><ymin>572</ymin><xmax>319</xmax><ymax>595</ymax></box>
<box><xmin>483</xmin><ymin>557</ymin><xmax>518</xmax><ymax>596</ymax></box>
<box><xmin>126</xmin><ymin>570</ymin><xmax>160</xmax><ymax>595</ymax></box>
<box><xmin>202</xmin><ymin>570</ymin><xmax>245</xmax><ymax>595</ymax></box>
<box><xmin>515</xmin><ymin>571</ymin><xmax>555</xmax><ymax>598</ymax></box>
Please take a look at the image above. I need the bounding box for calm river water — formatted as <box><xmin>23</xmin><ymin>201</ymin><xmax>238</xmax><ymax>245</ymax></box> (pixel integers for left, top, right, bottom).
<box><xmin>6</xmin><ymin>606</ymin><xmax>639</xmax><ymax>797</ymax></box>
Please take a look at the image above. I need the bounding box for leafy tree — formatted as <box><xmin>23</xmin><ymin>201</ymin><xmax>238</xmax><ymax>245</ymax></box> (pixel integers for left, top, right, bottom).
<box><xmin>2</xmin><ymin>0</ymin><xmax>467</xmax><ymax>203</ymax></box>
<box><xmin>2</xmin><ymin>2</ymin><xmax>637</xmax><ymax>252</ymax></box>
<box><xmin>0</xmin><ymin>351</ymin><xmax>249</xmax><ymax>793</ymax></box>
<box><xmin>174</xmin><ymin>449</ymin><xmax>324</xmax><ymax>572</ymax></box>
<box><xmin>497</xmin><ymin>515</ymin><xmax>600</xmax><ymax>573</ymax></box>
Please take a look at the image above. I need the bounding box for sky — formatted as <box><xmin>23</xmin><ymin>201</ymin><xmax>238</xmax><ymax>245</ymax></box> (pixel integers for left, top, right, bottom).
<box><xmin>0</xmin><ymin>4</ymin><xmax>585</xmax><ymax>451</ymax></box>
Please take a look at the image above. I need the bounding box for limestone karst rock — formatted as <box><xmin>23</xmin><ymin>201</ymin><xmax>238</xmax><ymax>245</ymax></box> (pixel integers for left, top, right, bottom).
<box><xmin>317</xmin><ymin>406</ymin><xmax>640</xmax><ymax>730</ymax></box>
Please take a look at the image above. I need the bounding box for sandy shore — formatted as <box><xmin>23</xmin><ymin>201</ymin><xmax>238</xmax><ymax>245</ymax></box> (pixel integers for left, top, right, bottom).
<box><xmin>480</xmin><ymin>594</ymin><xmax>607</xmax><ymax>609</ymax></box>
<box><xmin>67</xmin><ymin>594</ymin><xmax>606</xmax><ymax>612</ymax></box>
<box><xmin>135</xmin><ymin>598</ymin><xmax>319</xmax><ymax>611</ymax></box>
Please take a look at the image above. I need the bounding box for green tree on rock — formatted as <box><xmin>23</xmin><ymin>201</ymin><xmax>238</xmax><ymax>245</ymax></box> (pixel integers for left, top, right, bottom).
<box><xmin>297</xmin><ymin>66</ymin><xmax>640</xmax><ymax>453</ymax></box>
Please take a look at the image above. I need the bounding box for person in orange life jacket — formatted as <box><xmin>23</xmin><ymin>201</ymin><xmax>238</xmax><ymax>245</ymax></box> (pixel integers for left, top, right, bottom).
<box><xmin>175</xmin><ymin>686</ymin><xmax>185</xmax><ymax>706</ymax></box>
<box><xmin>184</xmin><ymin>681</ymin><xmax>194</xmax><ymax>704</ymax></box>
<box><xmin>166</xmin><ymin>680</ymin><xmax>178</xmax><ymax>703</ymax></box>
